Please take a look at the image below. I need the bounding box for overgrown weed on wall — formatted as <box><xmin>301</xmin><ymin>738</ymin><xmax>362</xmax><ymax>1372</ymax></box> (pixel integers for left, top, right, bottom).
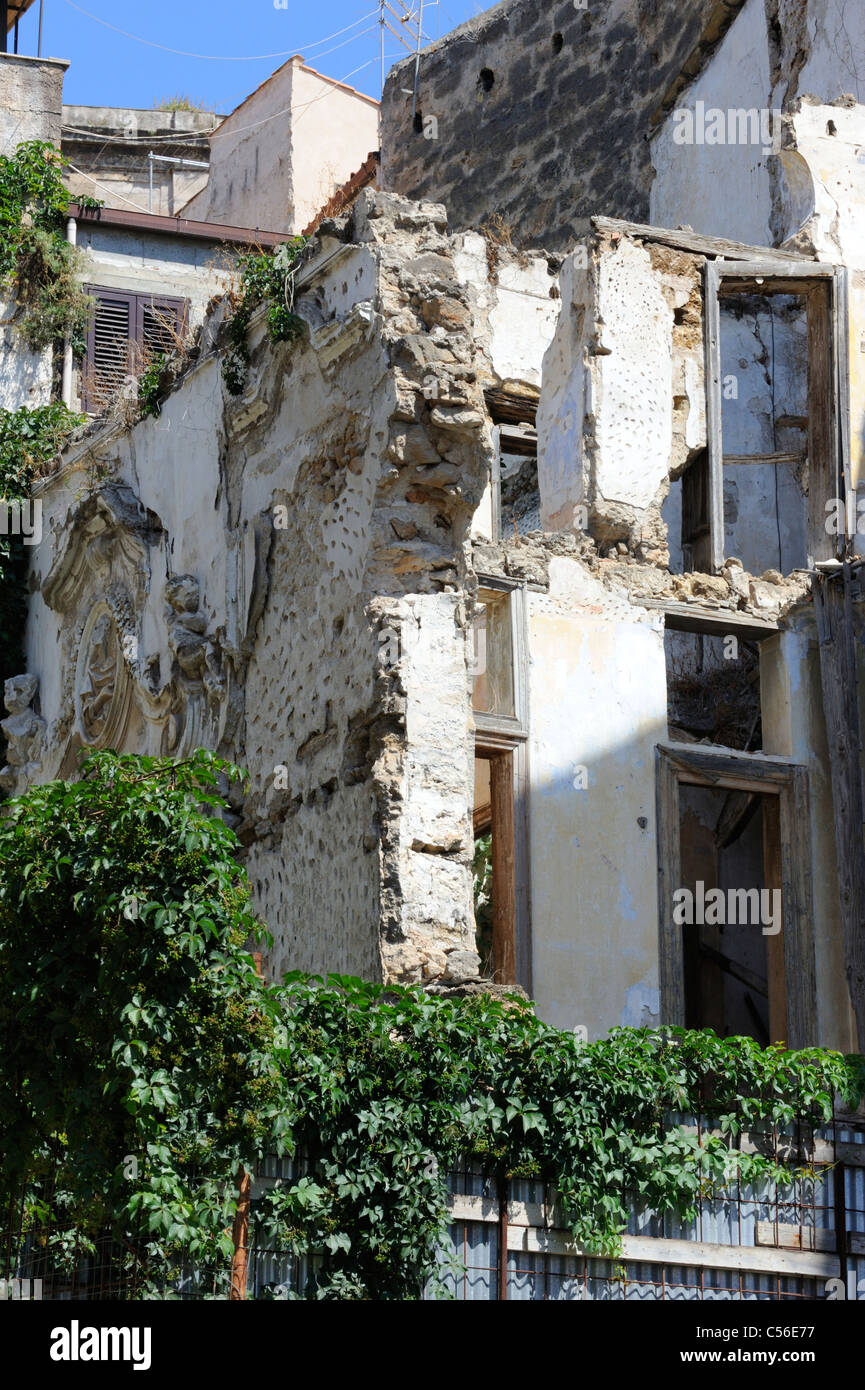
<box><xmin>222</xmin><ymin>238</ymin><xmax>309</xmax><ymax>394</ymax></box>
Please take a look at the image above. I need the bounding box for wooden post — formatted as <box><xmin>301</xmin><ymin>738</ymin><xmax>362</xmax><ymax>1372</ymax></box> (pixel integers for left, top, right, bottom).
<box><xmin>229</xmin><ymin>1167</ymin><xmax>251</xmax><ymax>1301</ymax></box>
<box><xmin>491</xmin><ymin>753</ymin><xmax>516</xmax><ymax>986</ymax></box>
<box><xmin>814</xmin><ymin>565</ymin><xmax>865</xmax><ymax>1048</ymax></box>
<box><xmin>762</xmin><ymin>795</ymin><xmax>787</xmax><ymax>1044</ymax></box>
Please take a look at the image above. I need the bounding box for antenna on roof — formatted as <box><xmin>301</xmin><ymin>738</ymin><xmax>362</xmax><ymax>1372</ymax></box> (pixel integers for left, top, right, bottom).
<box><xmin>378</xmin><ymin>1</ymin><xmax>426</xmax><ymax>114</ymax></box>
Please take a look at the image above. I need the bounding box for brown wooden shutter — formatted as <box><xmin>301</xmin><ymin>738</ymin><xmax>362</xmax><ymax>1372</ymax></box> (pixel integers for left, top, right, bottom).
<box><xmin>83</xmin><ymin>288</ymin><xmax>188</xmax><ymax>414</ymax></box>
<box><xmin>84</xmin><ymin>288</ymin><xmax>135</xmax><ymax>412</ymax></box>
<box><xmin>137</xmin><ymin>294</ymin><xmax>186</xmax><ymax>360</ymax></box>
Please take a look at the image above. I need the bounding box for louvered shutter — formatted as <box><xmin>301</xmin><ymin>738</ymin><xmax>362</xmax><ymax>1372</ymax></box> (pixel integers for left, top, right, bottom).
<box><xmin>137</xmin><ymin>295</ymin><xmax>185</xmax><ymax>360</ymax></box>
<box><xmin>84</xmin><ymin>289</ymin><xmax>135</xmax><ymax>412</ymax></box>
<box><xmin>83</xmin><ymin>289</ymin><xmax>188</xmax><ymax>414</ymax></box>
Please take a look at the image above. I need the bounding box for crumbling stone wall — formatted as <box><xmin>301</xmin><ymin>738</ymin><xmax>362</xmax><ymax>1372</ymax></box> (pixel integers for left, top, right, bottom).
<box><xmin>18</xmin><ymin>189</ymin><xmax>493</xmax><ymax>991</ymax></box>
<box><xmin>381</xmin><ymin>0</ymin><xmax>747</xmax><ymax>251</ymax></box>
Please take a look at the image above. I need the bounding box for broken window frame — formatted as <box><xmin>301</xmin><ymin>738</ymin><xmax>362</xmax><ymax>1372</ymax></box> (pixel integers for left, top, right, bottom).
<box><xmin>473</xmin><ymin>575</ymin><xmax>531</xmax><ymax>990</ymax></box>
<box><xmin>703</xmin><ymin>259</ymin><xmax>850</xmax><ymax>573</ymax></box>
<box><xmin>655</xmin><ymin>743</ymin><xmax>817</xmax><ymax>1047</ymax></box>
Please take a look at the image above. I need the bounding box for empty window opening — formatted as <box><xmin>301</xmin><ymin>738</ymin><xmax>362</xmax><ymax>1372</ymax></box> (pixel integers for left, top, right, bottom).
<box><xmin>474</xmin><ymin>392</ymin><xmax>539</xmax><ymax>542</ymax></box>
<box><xmin>478</xmin><ymin>68</ymin><xmax>495</xmax><ymax>93</ymax></box>
<box><xmin>679</xmin><ymin>785</ymin><xmax>785</xmax><ymax>1043</ymax></box>
<box><xmin>552</xmin><ymin>32</ymin><xmax>564</xmax><ymax>54</ymax></box>
<box><xmin>500</xmin><ymin>425</ymin><xmax>539</xmax><ymax>536</ymax></box>
<box><xmin>666</xmin><ymin>630</ymin><xmax>761</xmax><ymax>751</ymax></box>
<box><xmin>473</xmin><ymin>753</ymin><xmax>516</xmax><ymax>984</ymax></box>
<box><xmin>719</xmin><ymin>291</ymin><xmax>809</xmax><ymax>573</ymax></box>
<box><xmin>663</xmin><ymin>449</ymin><xmax>711</xmax><ymax>574</ymax></box>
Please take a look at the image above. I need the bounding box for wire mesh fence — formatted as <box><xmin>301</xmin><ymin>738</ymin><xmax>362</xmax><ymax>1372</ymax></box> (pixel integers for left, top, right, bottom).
<box><xmin>3</xmin><ymin>1113</ymin><xmax>863</xmax><ymax>1300</ymax></box>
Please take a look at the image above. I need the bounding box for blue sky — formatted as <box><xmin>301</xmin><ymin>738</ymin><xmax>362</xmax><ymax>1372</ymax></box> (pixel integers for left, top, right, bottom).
<box><xmin>13</xmin><ymin>0</ymin><xmax>488</xmax><ymax>113</ymax></box>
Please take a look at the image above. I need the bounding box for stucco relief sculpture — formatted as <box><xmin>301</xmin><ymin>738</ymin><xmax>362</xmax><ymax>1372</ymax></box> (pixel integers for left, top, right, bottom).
<box><xmin>0</xmin><ymin>674</ymin><xmax>46</xmax><ymax>794</ymax></box>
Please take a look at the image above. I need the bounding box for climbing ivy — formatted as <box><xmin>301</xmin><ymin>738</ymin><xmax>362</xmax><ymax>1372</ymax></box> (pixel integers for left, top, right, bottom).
<box><xmin>0</xmin><ymin>140</ymin><xmax>99</xmax><ymax>354</ymax></box>
<box><xmin>222</xmin><ymin>238</ymin><xmax>309</xmax><ymax>394</ymax></box>
<box><xmin>1</xmin><ymin>750</ymin><xmax>862</xmax><ymax>1299</ymax></box>
<box><xmin>0</xmin><ymin>402</ymin><xmax>84</xmax><ymax>700</ymax></box>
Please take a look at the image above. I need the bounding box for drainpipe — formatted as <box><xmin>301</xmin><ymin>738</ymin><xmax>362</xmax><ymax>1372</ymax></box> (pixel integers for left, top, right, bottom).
<box><xmin>61</xmin><ymin>215</ymin><xmax>77</xmax><ymax>408</ymax></box>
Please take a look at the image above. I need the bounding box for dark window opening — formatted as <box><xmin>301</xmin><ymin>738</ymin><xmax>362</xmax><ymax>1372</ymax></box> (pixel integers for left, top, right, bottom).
<box><xmin>679</xmin><ymin>785</ymin><xmax>785</xmax><ymax>1044</ymax></box>
<box><xmin>666</xmin><ymin>629</ymin><xmax>761</xmax><ymax>751</ymax></box>
<box><xmin>478</xmin><ymin>68</ymin><xmax>495</xmax><ymax>93</ymax></box>
<box><xmin>82</xmin><ymin>287</ymin><xmax>187</xmax><ymax>414</ymax></box>
<box><xmin>413</xmin><ymin>110</ymin><xmax>424</xmax><ymax>134</ymax></box>
<box><xmin>552</xmin><ymin>32</ymin><xmax>564</xmax><ymax>54</ymax></box>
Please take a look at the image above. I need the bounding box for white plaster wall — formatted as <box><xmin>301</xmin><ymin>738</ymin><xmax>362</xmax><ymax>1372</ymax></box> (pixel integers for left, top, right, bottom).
<box><xmin>649</xmin><ymin>0</ymin><xmax>774</xmax><ymax>245</ymax></box>
<box><xmin>0</xmin><ymin>293</ymin><xmax>54</xmax><ymax>410</ymax></box>
<box><xmin>536</xmin><ymin>248</ymin><xmax>593</xmax><ymax>531</ymax></box>
<box><xmin>288</xmin><ymin>64</ymin><xmax>379</xmax><ymax>235</ymax></box>
<box><xmin>527</xmin><ymin>558</ymin><xmax>667</xmax><ymax>1037</ymax></box>
<box><xmin>593</xmin><ymin>240</ymin><xmax>673</xmax><ymax>512</ymax></box>
<box><xmin>787</xmin><ymin>0</ymin><xmax>865</xmax><ymax>105</ymax></box>
<box><xmin>452</xmin><ymin>232</ymin><xmax>561</xmax><ymax>388</ymax></box>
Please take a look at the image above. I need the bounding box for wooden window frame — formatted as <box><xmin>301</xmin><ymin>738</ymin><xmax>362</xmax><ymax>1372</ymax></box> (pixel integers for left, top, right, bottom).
<box><xmin>703</xmin><ymin>260</ymin><xmax>850</xmax><ymax>573</ymax></box>
<box><xmin>473</xmin><ymin>575</ymin><xmax>531</xmax><ymax>991</ymax></box>
<box><xmin>655</xmin><ymin>743</ymin><xmax>817</xmax><ymax>1046</ymax></box>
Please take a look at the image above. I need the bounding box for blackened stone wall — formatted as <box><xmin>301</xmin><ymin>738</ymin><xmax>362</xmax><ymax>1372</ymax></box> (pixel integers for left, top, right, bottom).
<box><xmin>381</xmin><ymin>0</ymin><xmax>748</xmax><ymax>251</ymax></box>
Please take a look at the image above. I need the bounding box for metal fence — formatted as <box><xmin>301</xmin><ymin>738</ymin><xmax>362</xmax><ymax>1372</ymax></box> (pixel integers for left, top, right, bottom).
<box><xmin>4</xmin><ymin>1114</ymin><xmax>864</xmax><ymax>1300</ymax></box>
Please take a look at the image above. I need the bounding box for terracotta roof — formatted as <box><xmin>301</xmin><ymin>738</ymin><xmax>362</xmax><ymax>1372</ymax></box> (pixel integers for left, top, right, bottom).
<box><xmin>302</xmin><ymin>151</ymin><xmax>380</xmax><ymax>237</ymax></box>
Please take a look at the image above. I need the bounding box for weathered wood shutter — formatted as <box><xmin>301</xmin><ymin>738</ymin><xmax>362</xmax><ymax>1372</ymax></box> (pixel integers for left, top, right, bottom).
<box><xmin>84</xmin><ymin>289</ymin><xmax>135</xmax><ymax>412</ymax></box>
<box><xmin>83</xmin><ymin>288</ymin><xmax>187</xmax><ymax>413</ymax></box>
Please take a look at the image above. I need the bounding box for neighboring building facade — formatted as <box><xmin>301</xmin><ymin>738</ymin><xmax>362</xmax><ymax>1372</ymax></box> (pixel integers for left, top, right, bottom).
<box><xmin>61</xmin><ymin>105</ymin><xmax>216</xmax><ymax>217</ymax></box>
<box><xmin>180</xmin><ymin>56</ymin><xmax>380</xmax><ymax>235</ymax></box>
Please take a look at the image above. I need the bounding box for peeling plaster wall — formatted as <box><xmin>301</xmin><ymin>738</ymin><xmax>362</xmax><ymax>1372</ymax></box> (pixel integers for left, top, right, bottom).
<box><xmin>451</xmin><ymin>232</ymin><xmax>561</xmax><ymax>389</ymax></box>
<box><xmin>761</xmin><ymin>620</ymin><xmax>857</xmax><ymax>1050</ymax></box>
<box><xmin>0</xmin><ymin>292</ymin><xmax>54</xmax><ymax>410</ymax></box>
<box><xmin>537</xmin><ymin>231</ymin><xmax>703</xmax><ymax>559</ymax></box>
<box><xmin>0</xmin><ymin>55</ymin><xmax>69</xmax><ymax>411</ymax></box>
<box><xmin>526</xmin><ymin>556</ymin><xmax>666</xmax><ymax>1037</ymax></box>
<box><xmin>649</xmin><ymin>0</ymin><xmax>774</xmax><ymax>246</ymax></box>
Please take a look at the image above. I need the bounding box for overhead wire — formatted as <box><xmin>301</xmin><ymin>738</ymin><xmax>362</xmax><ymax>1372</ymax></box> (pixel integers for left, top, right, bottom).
<box><xmin>59</xmin><ymin>0</ymin><xmax>381</xmax><ymax>62</ymax></box>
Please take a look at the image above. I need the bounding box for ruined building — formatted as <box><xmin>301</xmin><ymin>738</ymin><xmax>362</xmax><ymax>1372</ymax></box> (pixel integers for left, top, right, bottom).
<box><xmin>2</xmin><ymin>0</ymin><xmax>865</xmax><ymax>1296</ymax></box>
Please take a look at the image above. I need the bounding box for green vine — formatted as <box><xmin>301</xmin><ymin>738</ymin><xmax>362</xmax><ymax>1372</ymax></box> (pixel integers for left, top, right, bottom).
<box><xmin>137</xmin><ymin>351</ymin><xmax>168</xmax><ymax>419</ymax></box>
<box><xmin>1</xmin><ymin>750</ymin><xmax>862</xmax><ymax>1299</ymax></box>
<box><xmin>0</xmin><ymin>140</ymin><xmax>99</xmax><ymax>354</ymax></box>
<box><xmin>0</xmin><ymin>402</ymin><xmax>84</xmax><ymax>702</ymax></box>
<box><xmin>222</xmin><ymin>238</ymin><xmax>309</xmax><ymax>395</ymax></box>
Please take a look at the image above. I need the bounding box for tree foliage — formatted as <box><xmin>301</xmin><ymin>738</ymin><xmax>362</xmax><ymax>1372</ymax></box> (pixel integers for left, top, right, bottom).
<box><xmin>0</xmin><ymin>140</ymin><xmax>98</xmax><ymax>353</ymax></box>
